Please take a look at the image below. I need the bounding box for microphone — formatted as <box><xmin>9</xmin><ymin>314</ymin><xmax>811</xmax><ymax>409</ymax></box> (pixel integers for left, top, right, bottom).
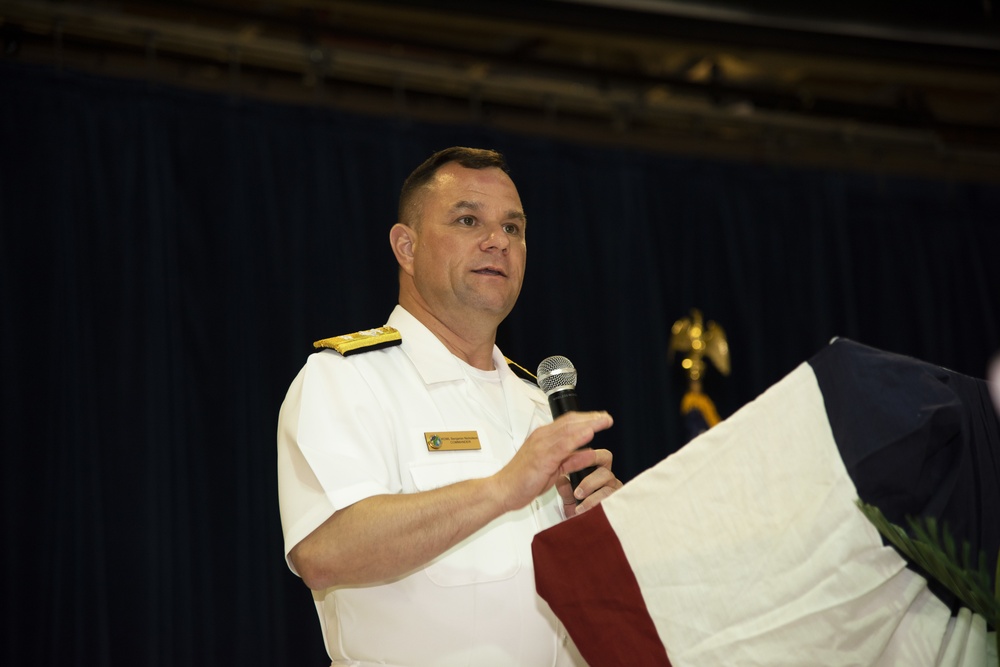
<box><xmin>536</xmin><ymin>355</ymin><xmax>598</xmax><ymax>494</ymax></box>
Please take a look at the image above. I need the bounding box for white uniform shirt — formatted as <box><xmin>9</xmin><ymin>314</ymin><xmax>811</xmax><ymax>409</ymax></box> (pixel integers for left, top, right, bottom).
<box><xmin>278</xmin><ymin>305</ymin><xmax>582</xmax><ymax>667</ymax></box>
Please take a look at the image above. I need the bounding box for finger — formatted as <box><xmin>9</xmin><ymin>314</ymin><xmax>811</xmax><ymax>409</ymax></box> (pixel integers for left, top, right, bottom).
<box><xmin>555</xmin><ymin>475</ymin><xmax>578</xmax><ymax>512</ymax></box>
<box><xmin>570</xmin><ymin>465</ymin><xmax>618</xmax><ymax>500</ymax></box>
<box><xmin>560</xmin><ymin>447</ymin><xmax>613</xmax><ymax>478</ymax></box>
<box><xmin>573</xmin><ymin>484</ymin><xmax>620</xmax><ymax>515</ymax></box>
<box><xmin>561</xmin><ymin>410</ymin><xmax>614</xmax><ymax>428</ymax></box>
<box><xmin>551</xmin><ymin>410</ymin><xmax>613</xmax><ymax>434</ymax></box>
<box><xmin>587</xmin><ymin>447</ymin><xmax>614</xmax><ymax>470</ymax></box>
<box><xmin>550</xmin><ymin>412</ymin><xmax>613</xmax><ymax>454</ymax></box>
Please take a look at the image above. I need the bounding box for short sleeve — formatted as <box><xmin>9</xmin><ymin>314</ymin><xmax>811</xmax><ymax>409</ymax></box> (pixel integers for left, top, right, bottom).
<box><xmin>276</xmin><ymin>351</ymin><xmax>399</xmax><ymax>571</ymax></box>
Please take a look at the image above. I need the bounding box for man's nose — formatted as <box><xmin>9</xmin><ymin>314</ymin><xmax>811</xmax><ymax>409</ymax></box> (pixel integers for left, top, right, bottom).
<box><xmin>481</xmin><ymin>225</ymin><xmax>510</xmax><ymax>252</ymax></box>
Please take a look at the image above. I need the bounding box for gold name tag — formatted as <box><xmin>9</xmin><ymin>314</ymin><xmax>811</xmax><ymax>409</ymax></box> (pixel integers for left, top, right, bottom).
<box><xmin>424</xmin><ymin>431</ymin><xmax>481</xmax><ymax>451</ymax></box>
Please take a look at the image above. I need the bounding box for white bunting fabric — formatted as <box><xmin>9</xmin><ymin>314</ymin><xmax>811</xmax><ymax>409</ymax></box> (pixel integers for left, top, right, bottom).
<box><xmin>534</xmin><ymin>340</ymin><xmax>998</xmax><ymax>667</ymax></box>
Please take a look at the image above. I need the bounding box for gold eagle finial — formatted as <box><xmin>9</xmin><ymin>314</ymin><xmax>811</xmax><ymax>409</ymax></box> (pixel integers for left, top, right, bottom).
<box><xmin>668</xmin><ymin>309</ymin><xmax>731</xmax><ymax>389</ymax></box>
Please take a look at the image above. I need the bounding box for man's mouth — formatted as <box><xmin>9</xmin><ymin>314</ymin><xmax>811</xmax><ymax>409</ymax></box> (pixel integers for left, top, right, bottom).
<box><xmin>473</xmin><ymin>267</ymin><xmax>506</xmax><ymax>277</ymax></box>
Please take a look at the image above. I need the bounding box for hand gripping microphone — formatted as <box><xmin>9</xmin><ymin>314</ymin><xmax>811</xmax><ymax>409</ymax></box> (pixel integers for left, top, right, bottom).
<box><xmin>536</xmin><ymin>355</ymin><xmax>598</xmax><ymax>494</ymax></box>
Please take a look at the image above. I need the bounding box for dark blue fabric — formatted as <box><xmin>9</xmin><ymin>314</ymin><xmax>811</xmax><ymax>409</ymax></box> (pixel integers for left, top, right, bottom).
<box><xmin>683</xmin><ymin>408</ymin><xmax>713</xmax><ymax>442</ymax></box>
<box><xmin>810</xmin><ymin>338</ymin><xmax>1000</xmax><ymax>614</ymax></box>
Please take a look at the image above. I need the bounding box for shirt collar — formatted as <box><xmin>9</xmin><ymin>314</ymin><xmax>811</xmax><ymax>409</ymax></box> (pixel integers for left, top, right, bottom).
<box><xmin>387</xmin><ymin>305</ymin><xmax>513</xmax><ymax>386</ymax></box>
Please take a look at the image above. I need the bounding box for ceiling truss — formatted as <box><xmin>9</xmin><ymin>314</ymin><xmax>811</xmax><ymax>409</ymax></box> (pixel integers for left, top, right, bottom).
<box><xmin>3</xmin><ymin>0</ymin><xmax>1000</xmax><ymax>181</ymax></box>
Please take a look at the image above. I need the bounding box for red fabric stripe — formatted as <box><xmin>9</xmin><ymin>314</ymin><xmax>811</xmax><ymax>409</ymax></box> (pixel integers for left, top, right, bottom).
<box><xmin>533</xmin><ymin>505</ymin><xmax>672</xmax><ymax>666</ymax></box>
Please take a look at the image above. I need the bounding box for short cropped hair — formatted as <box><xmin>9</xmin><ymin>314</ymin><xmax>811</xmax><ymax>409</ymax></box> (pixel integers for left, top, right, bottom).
<box><xmin>398</xmin><ymin>147</ymin><xmax>510</xmax><ymax>226</ymax></box>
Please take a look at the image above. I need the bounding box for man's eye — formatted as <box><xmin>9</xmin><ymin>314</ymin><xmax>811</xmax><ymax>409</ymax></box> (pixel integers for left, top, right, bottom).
<box><xmin>457</xmin><ymin>216</ymin><xmax>475</xmax><ymax>226</ymax></box>
<box><xmin>503</xmin><ymin>223</ymin><xmax>521</xmax><ymax>235</ymax></box>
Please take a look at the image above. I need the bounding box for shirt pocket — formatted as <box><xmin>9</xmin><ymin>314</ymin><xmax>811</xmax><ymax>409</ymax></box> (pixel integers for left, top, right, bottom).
<box><xmin>408</xmin><ymin>459</ymin><xmax>522</xmax><ymax>587</ymax></box>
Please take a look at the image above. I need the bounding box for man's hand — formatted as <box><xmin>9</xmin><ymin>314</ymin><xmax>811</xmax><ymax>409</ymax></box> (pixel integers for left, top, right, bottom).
<box><xmin>555</xmin><ymin>447</ymin><xmax>622</xmax><ymax>516</ymax></box>
<box><xmin>491</xmin><ymin>411</ymin><xmax>618</xmax><ymax>514</ymax></box>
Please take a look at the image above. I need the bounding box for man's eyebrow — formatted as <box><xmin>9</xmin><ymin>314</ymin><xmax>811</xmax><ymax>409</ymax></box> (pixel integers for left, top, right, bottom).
<box><xmin>450</xmin><ymin>199</ymin><xmax>482</xmax><ymax>213</ymax></box>
<box><xmin>451</xmin><ymin>200</ymin><xmax>526</xmax><ymax>222</ymax></box>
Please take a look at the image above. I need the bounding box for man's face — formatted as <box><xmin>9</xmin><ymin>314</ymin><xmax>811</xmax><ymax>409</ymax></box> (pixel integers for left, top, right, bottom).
<box><xmin>408</xmin><ymin>162</ymin><xmax>526</xmax><ymax>324</ymax></box>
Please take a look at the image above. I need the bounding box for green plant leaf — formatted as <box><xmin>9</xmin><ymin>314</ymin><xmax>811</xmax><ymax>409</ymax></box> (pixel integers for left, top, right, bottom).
<box><xmin>856</xmin><ymin>500</ymin><xmax>998</xmax><ymax>631</ymax></box>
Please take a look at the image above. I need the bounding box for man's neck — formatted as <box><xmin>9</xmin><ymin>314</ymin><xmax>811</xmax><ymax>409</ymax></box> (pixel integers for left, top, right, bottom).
<box><xmin>398</xmin><ymin>299</ymin><xmax>499</xmax><ymax>370</ymax></box>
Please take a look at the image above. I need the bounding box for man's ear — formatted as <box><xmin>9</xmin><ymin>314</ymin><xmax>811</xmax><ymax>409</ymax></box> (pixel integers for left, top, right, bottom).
<box><xmin>389</xmin><ymin>223</ymin><xmax>416</xmax><ymax>275</ymax></box>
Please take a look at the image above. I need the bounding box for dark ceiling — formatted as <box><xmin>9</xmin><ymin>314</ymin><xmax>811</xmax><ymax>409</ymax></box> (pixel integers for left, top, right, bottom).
<box><xmin>4</xmin><ymin>0</ymin><xmax>1000</xmax><ymax>181</ymax></box>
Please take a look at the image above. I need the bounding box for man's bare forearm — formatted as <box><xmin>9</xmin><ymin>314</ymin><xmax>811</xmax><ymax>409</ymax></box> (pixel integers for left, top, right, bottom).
<box><xmin>290</xmin><ymin>475</ymin><xmax>507</xmax><ymax>590</ymax></box>
<box><xmin>291</xmin><ymin>411</ymin><xmax>616</xmax><ymax>591</ymax></box>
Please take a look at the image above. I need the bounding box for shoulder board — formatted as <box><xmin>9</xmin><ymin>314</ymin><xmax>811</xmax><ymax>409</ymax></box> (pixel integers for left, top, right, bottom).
<box><xmin>313</xmin><ymin>326</ymin><xmax>402</xmax><ymax>356</ymax></box>
<box><xmin>505</xmin><ymin>356</ymin><xmax>537</xmax><ymax>383</ymax></box>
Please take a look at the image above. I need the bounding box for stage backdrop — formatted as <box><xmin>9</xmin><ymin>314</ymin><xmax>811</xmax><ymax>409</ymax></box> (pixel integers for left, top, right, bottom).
<box><xmin>2</xmin><ymin>61</ymin><xmax>998</xmax><ymax>666</ymax></box>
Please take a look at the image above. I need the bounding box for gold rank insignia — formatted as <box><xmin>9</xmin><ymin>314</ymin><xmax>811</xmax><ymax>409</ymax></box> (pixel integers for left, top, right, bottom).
<box><xmin>313</xmin><ymin>326</ymin><xmax>402</xmax><ymax>356</ymax></box>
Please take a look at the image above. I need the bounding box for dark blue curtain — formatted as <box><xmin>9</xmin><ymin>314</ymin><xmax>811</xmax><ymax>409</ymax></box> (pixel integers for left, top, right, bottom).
<box><xmin>2</xmin><ymin>62</ymin><xmax>998</xmax><ymax>666</ymax></box>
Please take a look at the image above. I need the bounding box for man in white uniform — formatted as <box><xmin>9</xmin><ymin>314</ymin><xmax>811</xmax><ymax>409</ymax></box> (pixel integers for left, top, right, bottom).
<box><xmin>278</xmin><ymin>147</ymin><xmax>621</xmax><ymax>666</ymax></box>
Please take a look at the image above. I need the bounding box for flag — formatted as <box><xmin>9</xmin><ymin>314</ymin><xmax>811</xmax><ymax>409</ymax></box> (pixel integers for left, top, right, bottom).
<box><xmin>679</xmin><ymin>387</ymin><xmax>721</xmax><ymax>441</ymax></box>
<box><xmin>534</xmin><ymin>339</ymin><xmax>999</xmax><ymax>666</ymax></box>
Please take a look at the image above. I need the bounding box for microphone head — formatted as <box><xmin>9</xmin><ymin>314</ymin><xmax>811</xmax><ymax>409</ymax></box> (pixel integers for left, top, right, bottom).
<box><xmin>536</xmin><ymin>355</ymin><xmax>577</xmax><ymax>395</ymax></box>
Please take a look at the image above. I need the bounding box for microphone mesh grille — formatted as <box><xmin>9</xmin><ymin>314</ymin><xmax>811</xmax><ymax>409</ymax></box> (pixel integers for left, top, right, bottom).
<box><xmin>536</xmin><ymin>355</ymin><xmax>577</xmax><ymax>393</ymax></box>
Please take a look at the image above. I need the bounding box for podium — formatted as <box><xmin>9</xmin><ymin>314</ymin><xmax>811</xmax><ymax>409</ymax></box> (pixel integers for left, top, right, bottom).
<box><xmin>533</xmin><ymin>339</ymin><xmax>999</xmax><ymax>666</ymax></box>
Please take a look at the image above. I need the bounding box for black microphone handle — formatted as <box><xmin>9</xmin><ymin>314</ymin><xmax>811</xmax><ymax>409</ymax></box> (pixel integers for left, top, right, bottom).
<box><xmin>547</xmin><ymin>389</ymin><xmax>579</xmax><ymax>417</ymax></box>
<box><xmin>546</xmin><ymin>389</ymin><xmax>598</xmax><ymax>494</ymax></box>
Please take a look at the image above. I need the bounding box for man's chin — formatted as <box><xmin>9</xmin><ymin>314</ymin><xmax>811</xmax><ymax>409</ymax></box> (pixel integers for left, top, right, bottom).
<box><xmin>464</xmin><ymin>296</ymin><xmax>516</xmax><ymax>321</ymax></box>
